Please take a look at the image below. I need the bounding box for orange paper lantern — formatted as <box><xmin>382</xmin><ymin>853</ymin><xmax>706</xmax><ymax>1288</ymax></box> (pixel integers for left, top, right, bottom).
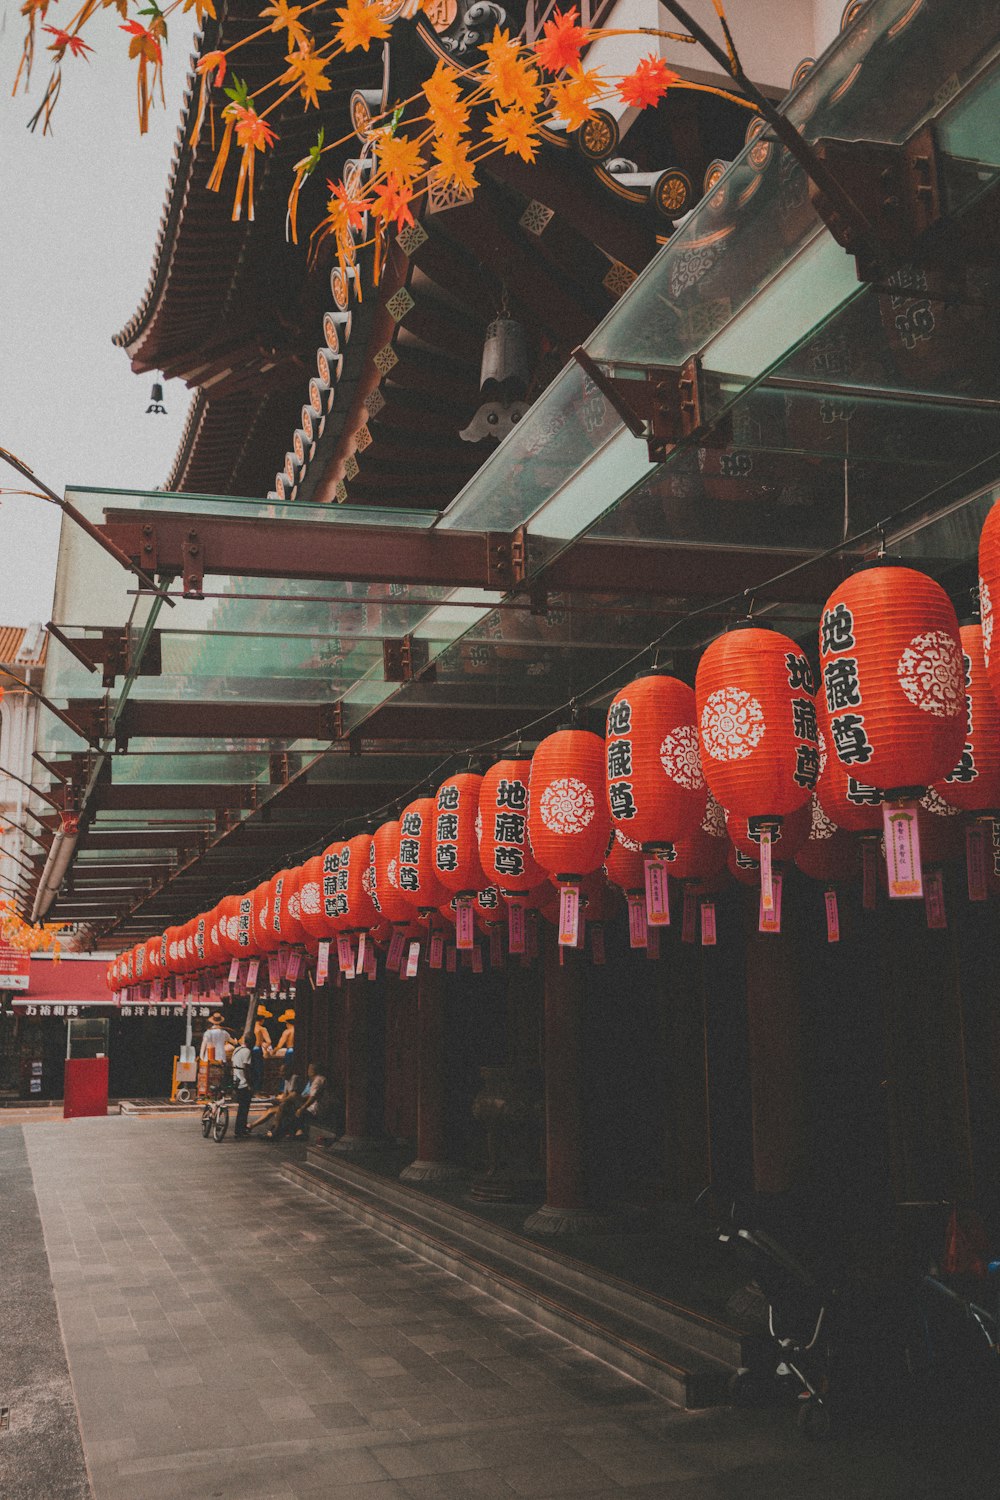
<box><xmin>795</xmin><ymin>797</ymin><xmax>860</xmax><ymax>884</ymax></box>
<box><xmin>528</xmin><ymin>729</ymin><xmax>612</xmax><ymax>879</ymax></box>
<box><xmin>478</xmin><ymin>758</ymin><xmax>544</xmax><ymax>892</ymax></box>
<box><xmin>603</xmin><ymin>828</ymin><xmax>647</xmax><ymax>893</ymax></box>
<box><xmin>296</xmin><ymin>856</ymin><xmax>327</xmax><ymax>939</ymax></box>
<box><xmin>398</xmin><ymin>797</ymin><xmax>449</xmax><ymax>912</ymax></box>
<box><xmin>696</xmin><ymin>624</ymin><xmax>818</xmax><ymax>820</ymax></box>
<box><xmin>432</xmin><ymin>772</ymin><xmax>485</xmax><ymax>894</ymax></box>
<box><xmin>726</xmin><ymin>801</ymin><xmax>810</xmax><ymax>863</ymax></box>
<box><xmin>371</xmin><ymin>819</ymin><xmax>416</xmax><ymax>925</ymax></box>
<box><xmin>932</xmin><ymin>623</ymin><xmax>1000</xmax><ymax>814</ymax></box>
<box><xmin>605</xmin><ymin>673</ymin><xmax>706</xmax><ymax>848</ymax></box>
<box><xmin>817</xmin><ymin>564</ymin><xmax>964</xmax><ymax>794</ymax></box>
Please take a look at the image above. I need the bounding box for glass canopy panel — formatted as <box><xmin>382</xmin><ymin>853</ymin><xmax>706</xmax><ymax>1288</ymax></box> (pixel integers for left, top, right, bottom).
<box><xmin>67</xmin><ymin>487</ymin><xmax>438</xmax><ymax>528</ymax></box>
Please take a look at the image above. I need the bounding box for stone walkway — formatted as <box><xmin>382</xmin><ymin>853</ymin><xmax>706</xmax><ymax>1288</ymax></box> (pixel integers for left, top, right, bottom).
<box><xmin>11</xmin><ymin>1116</ymin><xmax>1000</xmax><ymax>1499</ymax></box>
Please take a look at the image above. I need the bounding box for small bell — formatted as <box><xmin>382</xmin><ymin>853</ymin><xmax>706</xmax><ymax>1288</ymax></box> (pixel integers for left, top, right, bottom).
<box><xmin>146</xmin><ymin>381</ymin><xmax>167</xmax><ymax>415</ymax></box>
<box><xmin>460</xmin><ymin>303</ymin><xmax>530</xmax><ymax>445</ymax></box>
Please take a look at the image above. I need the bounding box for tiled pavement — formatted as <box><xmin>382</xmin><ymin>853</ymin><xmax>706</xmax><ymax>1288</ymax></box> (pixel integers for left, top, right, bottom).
<box><xmin>11</xmin><ymin>1116</ymin><xmax>1000</xmax><ymax>1500</ymax></box>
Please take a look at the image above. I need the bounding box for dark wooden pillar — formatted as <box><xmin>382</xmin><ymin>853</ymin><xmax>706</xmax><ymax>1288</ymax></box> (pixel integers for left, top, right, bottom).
<box><xmin>400</xmin><ymin>962</ymin><xmax>465</xmax><ymax>1181</ymax></box>
<box><xmin>331</xmin><ymin>977</ymin><xmax>376</xmax><ymax>1153</ymax></box>
<box><xmin>524</xmin><ymin>929</ymin><xmax>609</xmax><ymax>1233</ymax></box>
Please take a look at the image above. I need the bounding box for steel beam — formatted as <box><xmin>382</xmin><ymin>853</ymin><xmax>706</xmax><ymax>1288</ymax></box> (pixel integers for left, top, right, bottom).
<box><xmin>89</xmin><ymin>779</ymin><xmax>402</xmax><ymax>811</ymax></box>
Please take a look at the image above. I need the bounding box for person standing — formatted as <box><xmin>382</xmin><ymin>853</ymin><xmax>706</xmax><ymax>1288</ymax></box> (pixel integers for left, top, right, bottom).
<box><xmin>231</xmin><ymin>1033</ymin><xmax>254</xmax><ymax>1140</ymax></box>
<box><xmin>199</xmin><ymin>1013</ymin><xmax>231</xmax><ymax>1061</ymax></box>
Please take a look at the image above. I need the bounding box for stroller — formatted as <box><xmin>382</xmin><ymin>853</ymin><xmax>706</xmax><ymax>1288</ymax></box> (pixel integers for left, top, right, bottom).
<box><xmin>703</xmin><ymin>1188</ymin><xmax>1000</xmax><ymax>1438</ymax></box>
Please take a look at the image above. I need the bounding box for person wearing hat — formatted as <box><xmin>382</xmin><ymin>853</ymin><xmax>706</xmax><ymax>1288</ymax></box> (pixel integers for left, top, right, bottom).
<box><xmin>200</xmin><ymin>1013</ymin><xmax>231</xmax><ymax>1062</ymax></box>
<box><xmin>273</xmin><ymin>1009</ymin><xmax>295</xmax><ymax>1059</ymax></box>
<box><xmin>252</xmin><ymin>1004</ymin><xmax>274</xmax><ymax>1090</ymax></box>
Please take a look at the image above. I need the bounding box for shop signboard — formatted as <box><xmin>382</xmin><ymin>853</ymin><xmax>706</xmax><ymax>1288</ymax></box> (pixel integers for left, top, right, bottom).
<box><xmin>0</xmin><ymin>947</ymin><xmax>31</xmax><ymax>990</ymax></box>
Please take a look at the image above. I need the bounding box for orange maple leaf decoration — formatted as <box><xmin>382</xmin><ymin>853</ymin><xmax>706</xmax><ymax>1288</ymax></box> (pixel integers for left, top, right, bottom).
<box><xmin>43</xmin><ymin>26</ymin><xmax>94</xmax><ymax>59</ymax></box>
<box><xmin>326</xmin><ymin>177</ymin><xmax>368</xmax><ymax>233</ymax></box>
<box><xmin>376</xmin><ymin>131</ymin><xmax>425</xmax><ymax>186</ymax></box>
<box><xmin>333</xmin><ymin>0</ymin><xmax>391</xmax><ymax>53</ymax></box>
<box><xmin>371</xmin><ymin>174</ymin><xmax>415</xmax><ymax>231</ymax></box>
<box><xmin>431</xmin><ymin>134</ymin><xmax>476</xmax><ymax>193</ymax></box>
<box><xmin>198</xmin><ymin>49</ymin><xmax>227</xmax><ymax>86</ymax></box>
<box><xmin>261</xmin><ymin>0</ymin><xmax>309</xmax><ymax>50</ymax></box>
<box><xmin>548</xmin><ymin>63</ymin><xmax>603</xmax><ymax>131</ymax></box>
<box><xmin>534</xmin><ymin>8</ymin><xmax>587</xmax><ymax>75</ymax></box>
<box><xmin>482</xmin><ymin>26</ymin><xmax>528</xmax><ymax>109</ymax></box>
<box><xmin>280</xmin><ymin>43</ymin><xmax>331</xmax><ymax>109</ymax></box>
<box><xmin>485</xmin><ymin>105</ymin><xmax>539</xmax><ymax>163</ymax></box>
<box><xmin>617</xmin><ymin>54</ymin><xmax>678</xmax><ymax>110</ymax></box>
<box><xmin>230</xmin><ymin>104</ymin><xmax>279</xmax><ymax>220</ymax></box>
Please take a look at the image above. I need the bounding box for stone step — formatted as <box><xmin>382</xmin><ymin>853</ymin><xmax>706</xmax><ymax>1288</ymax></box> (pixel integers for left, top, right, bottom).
<box><xmin>281</xmin><ymin>1152</ymin><xmax>753</xmax><ymax>1410</ymax></box>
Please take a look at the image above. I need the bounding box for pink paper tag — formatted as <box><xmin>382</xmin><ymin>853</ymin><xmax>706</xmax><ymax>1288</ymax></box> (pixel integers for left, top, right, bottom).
<box><xmin>701</xmin><ymin>901</ymin><xmax>717</xmax><ymax>946</ymax></box>
<box><xmin>471</xmin><ymin>944</ymin><xmax>483</xmax><ymax>973</ymax></box>
<box><xmin>508</xmin><ymin>901</ymin><xmax>525</xmax><ymax>954</ymax></box>
<box><xmin>140</xmin><ymin>983</ymin><xmax>151</xmax><ymax>1001</ymax></box>
<box><xmin>861</xmin><ymin>843</ymin><xmax>877</xmax><ymax>910</ymax></box>
<box><xmin>490</xmin><ymin>926</ymin><xmax>503</xmax><ymax>967</ymax></box>
<box><xmin>758</xmin><ymin>873</ymin><xmax>783</xmax><ymax>934</ymax></box>
<box><xmin>151</xmin><ymin>979</ymin><xmax>162</xmax><ymax>1002</ymax></box>
<box><xmin>682</xmin><ymin>889</ymin><xmax>697</xmax><ymax>944</ymax></box>
<box><xmin>429</xmin><ymin>932</ymin><xmax>444</xmax><ymax>969</ymax></box>
<box><xmin>966</xmin><ymin>825</ymin><xmax>988</xmax><ymax>902</ymax></box>
<box><xmin>591</xmin><ymin>925</ymin><xmax>606</xmax><ymax>965</ymax></box>
<box><xmin>883</xmin><ymin>804</ymin><xmax>923</xmax><ymax>899</ymax></box>
<box><xmin>228</xmin><ymin>958</ymin><xmax>239</xmax><ymax>984</ymax></box>
<box><xmin>386</xmin><ymin>928</ymin><xmax>406</xmax><ymax>971</ymax></box>
<box><xmin>236</xmin><ymin>961</ymin><xmax>249</xmax><ymax>992</ymax></box>
<box><xmin>825</xmin><ymin>889</ymin><xmax>840</xmax><ymax>943</ymax></box>
<box><xmin>267</xmin><ymin>954</ymin><xmax>281</xmax><ymax>991</ymax></box>
<box><xmin>315</xmin><ymin>941</ymin><xmax>330</xmax><ymax>986</ymax></box>
<box><xmin>455</xmin><ymin>899</ymin><xmax>475</xmax><ymax>951</ymax></box>
<box><xmin>628</xmin><ymin>895</ymin><xmax>648</xmax><ymax>949</ymax></box>
<box><xmin>355</xmin><ymin>931</ymin><xmax>367</xmax><ymax>970</ymax></box>
<box><xmin>446</xmin><ymin>944</ymin><xmax>457</xmax><ymax>973</ymax></box>
<box><xmin>337</xmin><ymin>935</ymin><xmax>355</xmax><ymax>977</ymax></box>
<box><xmin>924</xmin><ymin>868</ymin><xmax>947</xmax><ymax>929</ymax></box>
<box><xmin>405</xmin><ymin>940</ymin><xmax>421</xmax><ymax>978</ymax></box>
<box><xmin>285</xmin><ymin>950</ymin><xmax>302</xmax><ymax>983</ymax></box>
<box><xmin>365</xmin><ymin>942</ymin><xmax>377</xmax><ymax>980</ymax></box>
<box><xmin>644</xmin><ymin>859</ymin><xmax>670</xmax><ymax>926</ymax></box>
<box><xmin>759</xmin><ymin>828</ymin><xmax>775</xmax><ymax>914</ymax></box>
<box><xmin>558</xmin><ymin>885</ymin><xmax>580</xmax><ymax>948</ymax></box>
<box><xmin>246</xmin><ymin>959</ymin><xmax>260</xmax><ymax>989</ymax></box>
<box><xmin>278</xmin><ymin>946</ymin><xmax>290</xmax><ymax>979</ymax></box>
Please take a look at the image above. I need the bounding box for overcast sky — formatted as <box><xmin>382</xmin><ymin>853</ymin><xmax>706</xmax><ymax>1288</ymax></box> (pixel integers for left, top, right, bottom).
<box><xmin>0</xmin><ymin>10</ymin><xmax>197</xmax><ymax>626</ymax></box>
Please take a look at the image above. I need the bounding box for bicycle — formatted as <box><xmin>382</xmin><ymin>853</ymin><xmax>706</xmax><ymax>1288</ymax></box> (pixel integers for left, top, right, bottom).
<box><xmin>200</xmin><ymin>1087</ymin><xmax>230</xmax><ymax>1142</ymax></box>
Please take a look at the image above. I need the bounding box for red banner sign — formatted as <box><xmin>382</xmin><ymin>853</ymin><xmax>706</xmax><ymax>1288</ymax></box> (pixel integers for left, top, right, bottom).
<box><xmin>0</xmin><ymin>947</ymin><xmax>31</xmax><ymax>991</ymax></box>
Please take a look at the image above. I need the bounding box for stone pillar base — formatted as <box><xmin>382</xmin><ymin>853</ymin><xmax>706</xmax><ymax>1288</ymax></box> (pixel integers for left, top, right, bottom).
<box><xmin>400</xmin><ymin>1158</ymin><xmax>468</xmax><ymax>1183</ymax></box>
<box><xmin>468</xmin><ymin>1172</ymin><xmax>544</xmax><ymax>1204</ymax></box>
<box><xmin>328</xmin><ymin>1134</ymin><xmax>380</xmax><ymax>1156</ymax></box>
<box><xmin>522</xmin><ymin>1203</ymin><xmax>616</xmax><ymax>1236</ymax></box>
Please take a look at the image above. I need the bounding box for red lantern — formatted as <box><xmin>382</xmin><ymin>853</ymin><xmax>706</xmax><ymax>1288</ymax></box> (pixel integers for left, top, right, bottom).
<box><xmin>528</xmin><ymin>729</ymin><xmax>611</xmax><ymax>878</ymax></box>
<box><xmin>273</xmin><ymin>867</ymin><xmax>307</xmax><ymax>947</ymax></box>
<box><xmin>371</xmin><ymin>819</ymin><xmax>415</xmax><ymax>925</ymax></box>
<box><xmin>696</xmin><ymin>624</ymin><xmax>817</xmax><ymax>820</ymax></box>
<box><xmin>605</xmin><ymin>673</ymin><xmax>706</xmax><ymax>848</ymax></box>
<box><xmin>603</xmin><ymin>828</ymin><xmax>646</xmax><ymax>893</ymax></box>
<box><xmin>249</xmin><ymin>882</ymin><xmax>275</xmax><ymax>954</ymax></box>
<box><xmin>478</xmin><ymin>758</ymin><xmax>544</xmax><ymax>892</ymax></box>
<box><xmin>664</xmin><ymin>793</ymin><xmax>729</xmax><ymax>884</ymax></box>
<box><xmin>163</xmin><ymin>924</ymin><xmax>184</xmax><ymax>972</ymax></box>
<box><xmin>725</xmin><ymin>801</ymin><xmax>810</xmax><ymax>863</ymax></box>
<box><xmin>817</xmin><ymin>564</ymin><xmax>964</xmax><ymax>795</ymax></box>
<box><xmin>296</xmin><ymin>855</ymin><xmax>327</xmax><ymax>939</ymax></box>
<box><xmin>398</xmin><ymin>797</ymin><xmax>449</xmax><ymax>913</ymax></box>
<box><xmin>815</xmin><ymin>696</ymin><xmax>884</xmax><ymax>832</ymax></box>
<box><xmin>978</xmin><ymin>497</ymin><xmax>1000</xmax><ymax>700</ymax></box>
<box><xmin>932</xmin><ymin>623</ymin><xmax>1000</xmax><ymax>814</ymax></box>
<box><xmin>917</xmin><ymin>789</ymin><xmax>965</xmax><ymax>865</ymax></box>
<box><xmin>432</xmin><ymin>772</ymin><xmax>485</xmax><ymax>894</ymax></box>
<box><xmin>339</xmin><ymin>833</ymin><xmax>379</xmax><ymax>932</ymax></box>
<box><xmin>795</xmin><ymin>798</ymin><xmax>860</xmax><ymax>884</ymax></box>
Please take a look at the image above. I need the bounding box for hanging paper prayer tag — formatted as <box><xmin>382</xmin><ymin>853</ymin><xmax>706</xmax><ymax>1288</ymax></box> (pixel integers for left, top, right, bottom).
<box><xmin>682</xmin><ymin>889</ymin><xmax>697</xmax><ymax>944</ymax></box>
<box><xmin>558</xmin><ymin>884</ymin><xmax>580</xmax><ymax>948</ymax></box>
<box><xmin>759</xmin><ymin>827</ymin><xmax>775</xmax><ymax>914</ymax></box>
<box><xmin>355</xmin><ymin>932</ymin><xmax>367</xmax><ymax>970</ymax></box>
<box><xmin>628</xmin><ymin>894</ymin><xmax>648</xmax><ymax>949</ymax></box>
<box><xmin>267</xmin><ymin>954</ymin><xmax>281</xmax><ymax>991</ymax></box>
<box><xmin>455</xmin><ymin>898</ymin><xmax>475</xmax><ymax>951</ymax></box>
<box><xmin>966</xmin><ymin>824</ymin><xmax>988</xmax><ymax>902</ymax></box>
<box><xmin>315</xmin><ymin>942</ymin><xmax>330</xmax><ymax>986</ymax></box>
<box><xmin>285</xmin><ymin>950</ymin><xmax>303</xmax><ymax>983</ymax></box>
<box><xmin>925</xmin><ymin>869</ymin><xmax>947</xmax><ymax>929</ymax></box>
<box><xmin>758</xmin><ymin>873</ymin><xmax>783</xmax><ymax>934</ymax></box>
<box><xmin>644</xmin><ymin>859</ymin><xmax>671</xmax><ymax>926</ymax></box>
<box><xmin>824</xmin><ymin>888</ymin><xmax>840</xmax><ymax>942</ymax></box>
<box><xmin>508</xmin><ymin>900</ymin><xmax>526</xmax><ymax>954</ymax></box>
<box><xmin>883</xmin><ymin>804</ymin><xmax>923</xmax><ymax>898</ymax></box>
<box><xmin>429</xmin><ymin>932</ymin><xmax>444</xmax><ymax>969</ymax></box>
<box><xmin>405</xmin><ymin>940</ymin><xmax>421</xmax><ymax>978</ymax></box>
<box><xmin>386</xmin><ymin>928</ymin><xmax>406</xmax><ymax>971</ymax></box>
<box><xmin>701</xmin><ymin>900</ymin><xmax>717</xmax><ymax>946</ymax></box>
<box><xmin>336</xmin><ymin>935</ymin><xmax>355</xmax><ymax>977</ymax></box>
<box><xmin>228</xmin><ymin>958</ymin><xmax>239</xmax><ymax>985</ymax></box>
<box><xmin>246</xmin><ymin>958</ymin><xmax>260</xmax><ymax>989</ymax></box>
<box><xmin>365</xmin><ymin>942</ymin><xmax>377</xmax><ymax>980</ymax></box>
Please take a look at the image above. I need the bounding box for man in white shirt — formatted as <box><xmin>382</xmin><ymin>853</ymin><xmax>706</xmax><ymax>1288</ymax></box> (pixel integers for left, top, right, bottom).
<box><xmin>231</xmin><ymin>1034</ymin><xmax>254</xmax><ymax>1139</ymax></box>
<box><xmin>199</xmin><ymin>1014</ymin><xmax>231</xmax><ymax>1062</ymax></box>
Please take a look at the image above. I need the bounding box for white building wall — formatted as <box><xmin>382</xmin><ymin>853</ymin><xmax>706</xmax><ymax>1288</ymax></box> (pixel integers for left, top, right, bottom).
<box><xmin>0</xmin><ymin>628</ymin><xmax>45</xmax><ymax>915</ymax></box>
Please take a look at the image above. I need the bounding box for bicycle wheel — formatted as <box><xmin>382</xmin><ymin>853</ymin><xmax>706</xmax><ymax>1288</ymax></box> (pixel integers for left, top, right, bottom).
<box><xmin>201</xmin><ymin>1106</ymin><xmax>212</xmax><ymax>1138</ymax></box>
<box><xmin>213</xmin><ymin>1105</ymin><xmax>229</xmax><ymax>1142</ymax></box>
